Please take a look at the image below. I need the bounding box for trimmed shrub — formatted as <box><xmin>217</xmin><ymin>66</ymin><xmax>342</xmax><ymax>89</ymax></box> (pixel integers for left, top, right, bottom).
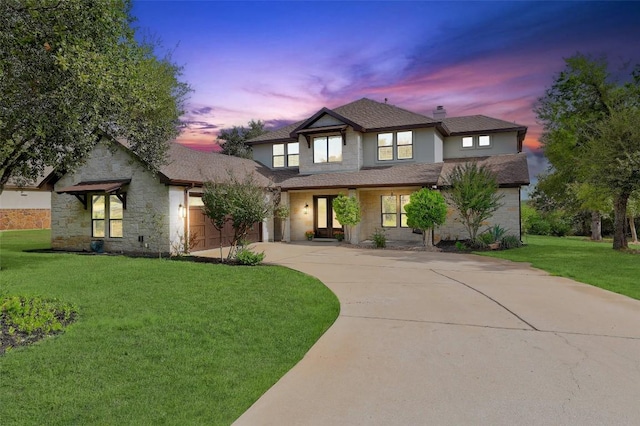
<box><xmin>235</xmin><ymin>248</ymin><xmax>265</xmax><ymax>266</ymax></box>
<box><xmin>500</xmin><ymin>235</ymin><xmax>523</xmax><ymax>249</ymax></box>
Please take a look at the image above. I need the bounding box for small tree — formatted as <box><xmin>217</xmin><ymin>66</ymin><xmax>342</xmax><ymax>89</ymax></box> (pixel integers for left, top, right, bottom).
<box><xmin>202</xmin><ymin>173</ymin><xmax>271</xmax><ymax>260</ymax></box>
<box><xmin>202</xmin><ymin>181</ymin><xmax>231</xmax><ymax>260</ymax></box>
<box><xmin>274</xmin><ymin>204</ymin><xmax>290</xmax><ymax>241</ymax></box>
<box><xmin>444</xmin><ymin>162</ymin><xmax>504</xmax><ymax>242</ymax></box>
<box><xmin>332</xmin><ymin>193</ymin><xmax>361</xmax><ymax>243</ymax></box>
<box><xmin>404</xmin><ymin>189</ymin><xmax>447</xmax><ymax>246</ymax></box>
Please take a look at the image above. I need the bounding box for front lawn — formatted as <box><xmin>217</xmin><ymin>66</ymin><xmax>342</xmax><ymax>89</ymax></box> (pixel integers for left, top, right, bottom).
<box><xmin>0</xmin><ymin>230</ymin><xmax>339</xmax><ymax>425</ymax></box>
<box><xmin>477</xmin><ymin>235</ymin><xmax>640</xmax><ymax>300</ymax></box>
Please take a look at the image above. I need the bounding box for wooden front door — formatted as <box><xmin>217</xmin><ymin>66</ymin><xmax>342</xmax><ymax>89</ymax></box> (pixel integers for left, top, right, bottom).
<box><xmin>313</xmin><ymin>195</ymin><xmax>342</xmax><ymax>238</ymax></box>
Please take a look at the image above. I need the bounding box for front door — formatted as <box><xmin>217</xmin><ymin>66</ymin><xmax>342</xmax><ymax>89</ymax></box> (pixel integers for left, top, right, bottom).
<box><xmin>314</xmin><ymin>195</ymin><xmax>343</xmax><ymax>238</ymax></box>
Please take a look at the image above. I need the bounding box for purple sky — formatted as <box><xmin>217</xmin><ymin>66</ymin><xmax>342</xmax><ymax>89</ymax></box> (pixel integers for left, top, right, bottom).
<box><xmin>132</xmin><ymin>1</ymin><xmax>640</xmax><ymax>180</ymax></box>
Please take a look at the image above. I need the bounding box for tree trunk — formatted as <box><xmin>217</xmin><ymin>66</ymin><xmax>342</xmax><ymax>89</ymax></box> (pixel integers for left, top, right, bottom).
<box><xmin>590</xmin><ymin>211</ymin><xmax>602</xmax><ymax>241</ymax></box>
<box><xmin>629</xmin><ymin>214</ymin><xmax>638</xmax><ymax>244</ymax></box>
<box><xmin>613</xmin><ymin>193</ymin><xmax>630</xmax><ymax>250</ymax></box>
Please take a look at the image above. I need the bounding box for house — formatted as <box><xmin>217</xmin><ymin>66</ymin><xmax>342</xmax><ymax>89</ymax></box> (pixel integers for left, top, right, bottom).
<box><xmin>0</xmin><ymin>177</ymin><xmax>51</xmax><ymax>231</ymax></box>
<box><xmin>48</xmin><ymin>97</ymin><xmax>528</xmax><ymax>254</ymax></box>
<box><xmin>246</xmin><ymin>98</ymin><xmax>529</xmax><ymax>244</ymax></box>
<box><xmin>47</xmin><ymin>140</ymin><xmax>271</xmax><ymax>255</ymax></box>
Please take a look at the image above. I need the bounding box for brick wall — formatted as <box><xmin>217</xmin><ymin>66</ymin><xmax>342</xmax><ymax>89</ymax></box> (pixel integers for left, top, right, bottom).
<box><xmin>0</xmin><ymin>209</ymin><xmax>51</xmax><ymax>230</ymax></box>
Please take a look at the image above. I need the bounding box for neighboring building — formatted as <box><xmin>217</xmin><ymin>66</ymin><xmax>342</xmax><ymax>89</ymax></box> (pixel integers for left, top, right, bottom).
<box><xmin>0</xmin><ymin>180</ymin><xmax>51</xmax><ymax>231</ymax></box>
<box><xmin>48</xmin><ymin>98</ymin><xmax>528</xmax><ymax>254</ymax></box>
<box><xmin>247</xmin><ymin>98</ymin><xmax>529</xmax><ymax>244</ymax></box>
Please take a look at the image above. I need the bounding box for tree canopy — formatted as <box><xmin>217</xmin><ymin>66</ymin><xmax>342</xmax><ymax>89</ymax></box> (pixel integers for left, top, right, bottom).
<box><xmin>404</xmin><ymin>189</ymin><xmax>447</xmax><ymax>246</ymax></box>
<box><xmin>332</xmin><ymin>193</ymin><xmax>362</xmax><ymax>242</ymax></box>
<box><xmin>217</xmin><ymin>120</ymin><xmax>267</xmax><ymax>158</ymax></box>
<box><xmin>0</xmin><ymin>0</ymin><xmax>190</xmax><ymax>193</ymax></box>
<box><xmin>535</xmin><ymin>54</ymin><xmax>640</xmax><ymax>249</ymax></box>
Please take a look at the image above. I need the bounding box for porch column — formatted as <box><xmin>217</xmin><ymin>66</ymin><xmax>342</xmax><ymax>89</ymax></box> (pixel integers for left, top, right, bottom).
<box><xmin>348</xmin><ymin>188</ymin><xmax>360</xmax><ymax>244</ymax></box>
<box><xmin>281</xmin><ymin>191</ymin><xmax>291</xmax><ymax>242</ymax></box>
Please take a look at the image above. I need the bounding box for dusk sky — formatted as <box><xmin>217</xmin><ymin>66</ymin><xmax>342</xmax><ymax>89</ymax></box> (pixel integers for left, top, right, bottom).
<box><xmin>131</xmin><ymin>1</ymin><xmax>640</xmax><ymax>181</ymax></box>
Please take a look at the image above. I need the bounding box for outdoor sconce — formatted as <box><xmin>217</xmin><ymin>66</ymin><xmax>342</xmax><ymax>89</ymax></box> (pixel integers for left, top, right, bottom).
<box><xmin>178</xmin><ymin>204</ymin><xmax>186</xmax><ymax>218</ymax></box>
<box><xmin>304</xmin><ymin>203</ymin><xmax>309</xmax><ymax>215</ymax></box>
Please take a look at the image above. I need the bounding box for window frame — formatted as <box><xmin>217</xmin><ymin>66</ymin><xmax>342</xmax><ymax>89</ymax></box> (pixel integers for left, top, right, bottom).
<box><xmin>313</xmin><ymin>135</ymin><xmax>343</xmax><ymax>163</ymax></box>
<box><xmin>400</xmin><ymin>195</ymin><xmax>411</xmax><ymax>228</ymax></box>
<box><xmin>381</xmin><ymin>195</ymin><xmax>398</xmax><ymax>228</ymax></box>
<box><xmin>478</xmin><ymin>135</ymin><xmax>491</xmax><ymax>148</ymax></box>
<box><xmin>462</xmin><ymin>136</ymin><xmax>474</xmax><ymax>149</ymax></box>
<box><xmin>272</xmin><ymin>143</ymin><xmax>285</xmax><ymax>168</ymax></box>
<box><xmin>376</xmin><ymin>131</ymin><xmax>414</xmax><ymax>161</ymax></box>
<box><xmin>91</xmin><ymin>194</ymin><xmax>124</xmax><ymax>239</ymax></box>
<box><xmin>287</xmin><ymin>142</ymin><xmax>299</xmax><ymax>167</ymax></box>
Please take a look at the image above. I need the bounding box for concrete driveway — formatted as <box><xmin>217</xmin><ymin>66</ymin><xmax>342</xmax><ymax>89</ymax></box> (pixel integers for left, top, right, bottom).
<box><xmin>225</xmin><ymin>242</ymin><xmax>640</xmax><ymax>425</ymax></box>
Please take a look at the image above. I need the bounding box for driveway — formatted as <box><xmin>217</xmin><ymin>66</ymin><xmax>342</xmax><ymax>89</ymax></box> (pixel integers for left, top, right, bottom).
<box><xmin>224</xmin><ymin>243</ymin><xmax>640</xmax><ymax>425</ymax></box>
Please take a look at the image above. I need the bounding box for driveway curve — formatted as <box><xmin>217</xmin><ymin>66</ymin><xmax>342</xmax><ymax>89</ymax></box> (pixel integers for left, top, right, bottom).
<box><xmin>231</xmin><ymin>243</ymin><xmax>640</xmax><ymax>425</ymax></box>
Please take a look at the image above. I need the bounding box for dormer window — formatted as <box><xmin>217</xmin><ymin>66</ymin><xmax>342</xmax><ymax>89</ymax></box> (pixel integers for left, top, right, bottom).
<box><xmin>377</xmin><ymin>131</ymin><xmax>413</xmax><ymax>161</ymax></box>
<box><xmin>313</xmin><ymin>136</ymin><xmax>342</xmax><ymax>163</ymax></box>
<box><xmin>273</xmin><ymin>142</ymin><xmax>300</xmax><ymax>168</ymax></box>
<box><xmin>462</xmin><ymin>135</ymin><xmax>491</xmax><ymax>149</ymax></box>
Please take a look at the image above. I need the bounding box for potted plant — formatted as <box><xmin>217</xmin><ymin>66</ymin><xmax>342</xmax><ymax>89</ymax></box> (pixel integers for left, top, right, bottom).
<box><xmin>333</xmin><ymin>230</ymin><xmax>345</xmax><ymax>242</ymax></box>
<box><xmin>305</xmin><ymin>230</ymin><xmax>314</xmax><ymax>241</ymax></box>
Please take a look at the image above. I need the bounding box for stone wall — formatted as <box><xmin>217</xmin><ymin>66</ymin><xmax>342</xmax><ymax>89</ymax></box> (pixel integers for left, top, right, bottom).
<box><xmin>358</xmin><ymin>188</ymin><xmax>422</xmax><ymax>242</ymax></box>
<box><xmin>435</xmin><ymin>187</ymin><xmax>522</xmax><ymax>241</ymax></box>
<box><xmin>299</xmin><ymin>129</ymin><xmax>361</xmax><ymax>174</ymax></box>
<box><xmin>0</xmin><ymin>209</ymin><xmax>51</xmax><ymax>230</ymax></box>
<box><xmin>52</xmin><ymin>141</ymin><xmax>172</xmax><ymax>254</ymax></box>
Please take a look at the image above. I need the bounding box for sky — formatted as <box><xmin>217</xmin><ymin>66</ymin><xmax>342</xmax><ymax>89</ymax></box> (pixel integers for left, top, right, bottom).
<box><xmin>131</xmin><ymin>1</ymin><xmax>640</xmax><ymax>182</ymax></box>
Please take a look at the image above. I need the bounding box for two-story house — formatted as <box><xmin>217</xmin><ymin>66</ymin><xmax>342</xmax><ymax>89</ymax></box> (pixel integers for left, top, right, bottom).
<box><xmin>247</xmin><ymin>98</ymin><xmax>529</xmax><ymax>244</ymax></box>
<box><xmin>46</xmin><ymin>97</ymin><xmax>528</xmax><ymax>255</ymax></box>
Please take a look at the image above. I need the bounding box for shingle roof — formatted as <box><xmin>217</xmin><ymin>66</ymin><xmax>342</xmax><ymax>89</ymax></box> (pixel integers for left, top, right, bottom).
<box><xmin>247</xmin><ymin>99</ymin><xmax>527</xmax><ymax>146</ymax></box>
<box><xmin>332</xmin><ymin>98</ymin><xmax>437</xmax><ymax>130</ymax></box>
<box><xmin>438</xmin><ymin>153</ymin><xmax>530</xmax><ymax>186</ymax></box>
<box><xmin>442</xmin><ymin>115</ymin><xmax>526</xmax><ymax>134</ymax></box>
<box><xmin>273</xmin><ymin>153</ymin><xmax>529</xmax><ymax>190</ymax></box>
<box><xmin>159</xmin><ymin>143</ymin><xmax>273</xmax><ymax>187</ymax></box>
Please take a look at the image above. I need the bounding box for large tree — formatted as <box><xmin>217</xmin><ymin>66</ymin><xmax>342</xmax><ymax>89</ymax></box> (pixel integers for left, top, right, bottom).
<box><xmin>535</xmin><ymin>54</ymin><xmax>640</xmax><ymax>249</ymax></box>
<box><xmin>0</xmin><ymin>0</ymin><xmax>190</xmax><ymax>194</ymax></box>
<box><xmin>217</xmin><ymin>120</ymin><xmax>267</xmax><ymax>158</ymax></box>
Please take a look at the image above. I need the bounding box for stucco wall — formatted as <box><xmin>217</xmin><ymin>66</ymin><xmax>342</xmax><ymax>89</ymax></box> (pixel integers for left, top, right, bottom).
<box><xmin>0</xmin><ymin>189</ymin><xmax>51</xmax><ymax>209</ymax></box>
<box><xmin>443</xmin><ymin>131</ymin><xmax>519</xmax><ymax>159</ymax></box>
<box><xmin>435</xmin><ymin>187</ymin><xmax>522</xmax><ymax>241</ymax></box>
<box><xmin>362</xmin><ymin>128</ymin><xmax>440</xmax><ymax>167</ymax></box>
<box><xmin>51</xmin><ymin>141</ymin><xmax>173</xmax><ymax>254</ymax></box>
<box><xmin>252</xmin><ymin>143</ymin><xmax>273</xmax><ymax>168</ymax></box>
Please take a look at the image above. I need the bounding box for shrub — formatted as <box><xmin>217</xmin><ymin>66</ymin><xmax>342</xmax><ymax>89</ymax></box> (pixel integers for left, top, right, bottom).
<box><xmin>500</xmin><ymin>235</ymin><xmax>523</xmax><ymax>249</ymax></box>
<box><xmin>528</xmin><ymin>217</ymin><xmax>552</xmax><ymax>235</ymax></box>
<box><xmin>454</xmin><ymin>241</ymin><xmax>468</xmax><ymax>251</ymax></box>
<box><xmin>235</xmin><ymin>247</ymin><xmax>265</xmax><ymax>266</ymax></box>
<box><xmin>486</xmin><ymin>224</ymin><xmax>507</xmax><ymax>241</ymax></box>
<box><xmin>333</xmin><ymin>230</ymin><xmax>345</xmax><ymax>241</ymax></box>
<box><xmin>1</xmin><ymin>295</ymin><xmax>77</xmax><ymax>340</ymax></box>
<box><xmin>547</xmin><ymin>212</ymin><xmax>572</xmax><ymax>237</ymax></box>
<box><xmin>477</xmin><ymin>232</ymin><xmax>495</xmax><ymax>245</ymax></box>
<box><xmin>371</xmin><ymin>228</ymin><xmax>387</xmax><ymax>248</ymax></box>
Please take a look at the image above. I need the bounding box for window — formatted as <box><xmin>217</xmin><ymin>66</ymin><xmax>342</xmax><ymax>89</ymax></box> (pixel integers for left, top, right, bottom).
<box><xmin>400</xmin><ymin>195</ymin><xmax>411</xmax><ymax>227</ymax></box>
<box><xmin>273</xmin><ymin>142</ymin><xmax>299</xmax><ymax>168</ymax></box>
<box><xmin>462</xmin><ymin>136</ymin><xmax>474</xmax><ymax>148</ymax></box>
<box><xmin>273</xmin><ymin>144</ymin><xmax>285</xmax><ymax>168</ymax></box>
<box><xmin>381</xmin><ymin>195</ymin><xmax>397</xmax><ymax>227</ymax></box>
<box><xmin>377</xmin><ymin>131</ymin><xmax>413</xmax><ymax>161</ymax></box>
<box><xmin>287</xmin><ymin>142</ymin><xmax>299</xmax><ymax>166</ymax></box>
<box><xmin>478</xmin><ymin>135</ymin><xmax>491</xmax><ymax>147</ymax></box>
<box><xmin>313</xmin><ymin>135</ymin><xmax>342</xmax><ymax>163</ymax></box>
<box><xmin>378</xmin><ymin>133</ymin><xmax>393</xmax><ymax>161</ymax></box>
<box><xmin>92</xmin><ymin>194</ymin><xmax>123</xmax><ymax>238</ymax></box>
<box><xmin>397</xmin><ymin>131</ymin><xmax>413</xmax><ymax>159</ymax></box>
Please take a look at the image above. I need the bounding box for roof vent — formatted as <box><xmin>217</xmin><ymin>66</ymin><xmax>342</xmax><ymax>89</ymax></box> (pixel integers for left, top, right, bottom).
<box><xmin>433</xmin><ymin>105</ymin><xmax>446</xmax><ymax>119</ymax></box>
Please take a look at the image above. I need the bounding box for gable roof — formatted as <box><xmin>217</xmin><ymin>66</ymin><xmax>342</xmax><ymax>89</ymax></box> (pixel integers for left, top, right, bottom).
<box><xmin>158</xmin><ymin>143</ymin><xmax>272</xmax><ymax>187</ymax></box>
<box><xmin>438</xmin><ymin>153</ymin><xmax>530</xmax><ymax>187</ymax></box>
<box><xmin>247</xmin><ymin>98</ymin><xmax>527</xmax><ymax>145</ymax></box>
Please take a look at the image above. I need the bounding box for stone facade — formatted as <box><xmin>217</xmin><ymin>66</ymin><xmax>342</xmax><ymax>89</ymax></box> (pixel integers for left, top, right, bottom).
<box><xmin>299</xmin><ymin>129</ymin><xmax>362</xmax><ymax>174</ymax></box>
<box><xmin>435</xmin><ymin>188</ymin><xmax>521</xmax><ymax>241</ymax></box>
<box><xmin>52</xmin><ymin>141</ymin><xmax>181</xmax><ymax>254</ymax></box>
<box><xmin>0</xmin><ymin>209</ymin><xmax>51</xmax><ymax>230</ymax></box>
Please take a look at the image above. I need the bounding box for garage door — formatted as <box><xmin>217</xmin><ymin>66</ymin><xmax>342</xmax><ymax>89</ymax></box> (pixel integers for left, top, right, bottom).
<box><xmin>189</xmin><ymin>206</ymin><xmax>261</xmax><ymax>251</ymax></box>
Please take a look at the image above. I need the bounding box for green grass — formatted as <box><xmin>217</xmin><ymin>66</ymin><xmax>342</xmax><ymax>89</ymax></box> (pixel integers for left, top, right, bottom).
<box><xmin>0</xmin><ymin>230</ymin><xmax>339</xmax><ymax>425</ymax></box>
<box><xmin>477</xmin><ymin>235</ymin><xmax>640</xmax><ymax>300</ymax></box>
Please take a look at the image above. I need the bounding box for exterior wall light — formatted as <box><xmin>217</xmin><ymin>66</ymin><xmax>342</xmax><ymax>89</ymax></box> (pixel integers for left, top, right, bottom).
<box><xmin>178</xmin><ymin>204</ymin><xmax>186</xmax><ymax>218</ymax></box>
<box><xmin>304</xmin><ymin>203</ymin><xmax>309</xmax><ymax>215</ymax></box>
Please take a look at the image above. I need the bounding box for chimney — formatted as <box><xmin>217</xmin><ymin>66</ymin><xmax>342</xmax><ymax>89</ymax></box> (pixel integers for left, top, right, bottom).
<box><xmin>433</xmin><ymin>105</ymin><xmax>446</xmax><ymax>119</ymax></box>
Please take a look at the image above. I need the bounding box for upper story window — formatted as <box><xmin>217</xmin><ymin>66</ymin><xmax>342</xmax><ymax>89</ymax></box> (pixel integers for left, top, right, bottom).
<box><xmin>462</xmin><ymin>135</ymin><xmax>491</xmax><ymax>149</ymax></box>
<box><xmin>273</xmin><ymin>142</ymin><xmax>300</xmax><ymax>168</ymax></box>
<box><xmin>377</xmin><ymin>131</ymin><xmax>413</xmax><ymax>161</ymax></box>
<box><xmin>313</xmin><ymin>135</ymin><xmax>342</xmax><ymax>163</ymax></box>
<box><xmin>92</xmin><ymin>195</ymin><xmax>123</xmax><ymax>238</ymax></box>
